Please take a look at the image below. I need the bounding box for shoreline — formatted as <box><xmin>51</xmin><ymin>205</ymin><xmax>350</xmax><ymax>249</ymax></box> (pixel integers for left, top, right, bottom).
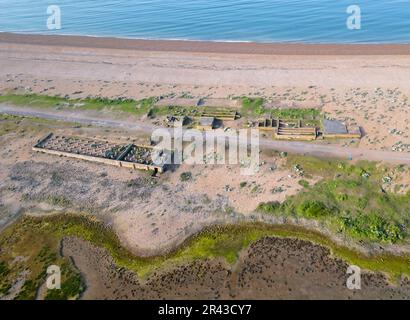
<box><xmin>2</xmin><ymin>32</ymin><xmax>410</xmax><ymax>55</ymax></box>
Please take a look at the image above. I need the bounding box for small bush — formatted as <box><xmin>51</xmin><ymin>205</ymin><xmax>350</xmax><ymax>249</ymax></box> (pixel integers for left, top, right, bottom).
<box><xmin>180</xmin><ymin>172</ymin><xmax>192</xmax><ymax>182</ymax></box>
<box><xmin>336</xmin><ymin>193</ymin><xmax>348</xmax><ymax>201</ymax></box>
<box><xmin>0</xmin><ymin>261</ymin><xmax>9</xmax><ymax>277</ymax></box>
<box><xmin>298</xmin><ymin>180</ymin><xmax>309</xmax><ymax>188</ymax></box>
<box><xmin>357</xmin><ymin>197</ymin><xmax>368</xmax><ymax>209</ymax></box>
<box><xmin>147</xmin><ymin>108</ymin><xmax>155</xmax><ymax>118</ymax></box>
<box><xmin>257</xmin><ymin>201</ymin><xmax>281</xmax><ymax>214</ymax></box>
<box><xmin>16</xmin><ymin>280</ymin><xmax>37</xmax><ymax>300</ymax></box>
<box><xmin>296</xmin><ymin>200</ymin><xmax>329</xmax><ymax>218</ymax></box>
<box><xmin>339</xmin><ymin>214</ymin><xmax>405</xmax><ymax>243</ymax></box>
<box><xmin>0</xmin><ymin>282</ymin><xmax>11</xmax><ymax>295</ymax></box>
<box><xmin>46</xmin><ymin>195</ymin><xmax>71</xmax><ymax>207</ymax></box>
<box><xmin>50</xmin><ymin>171</ymin><xmax>63</xmax><ymax>185</ymax></box>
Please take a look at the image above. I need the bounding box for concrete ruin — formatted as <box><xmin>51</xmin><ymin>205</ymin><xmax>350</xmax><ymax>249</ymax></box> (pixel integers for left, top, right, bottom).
<box><xmin>276</xmin><ymin>120</ymin><xmax>317</xmax><ymax>141</ymax></box>
<box><xmin>197</xmin><ymin>117</ymin><xmax>216</xmax><ymax>131</ymax></box>
<box><xmin>257</xmin><ymin>117</ymin><xmax>362</xmax><ymax>141</ymax></box>
<box><xmin>257</xmin><ymin>118</ymin><xmax>317</xmax><ymax>140</ymax></box>
<box><xmin>33</xmin><ymin>133</ymin><xmax>169</xmax><ymax>173</ymax></box>
<box><xmin>322</xmin><ymin>119</ymin><xmax>362</xmax><ymax>139</ymax></box>
<box><xmin>257</xmin><ymin>118</ymin><xmax>278</xmax><ymax>132</ymax></box>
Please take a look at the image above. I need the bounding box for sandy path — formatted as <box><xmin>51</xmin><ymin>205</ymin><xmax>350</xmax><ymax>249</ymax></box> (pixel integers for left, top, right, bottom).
<box><xmin>1</xmin><ymin>104</ymin><xmax>410</xmax><ymax>164</ymax></box>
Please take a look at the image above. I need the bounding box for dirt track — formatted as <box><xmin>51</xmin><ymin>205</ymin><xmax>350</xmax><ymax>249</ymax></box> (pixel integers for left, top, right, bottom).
<box><xmin>1</xmin><ymin>104</ymin><xmax>410</xmax><ymax>165</ymax></box>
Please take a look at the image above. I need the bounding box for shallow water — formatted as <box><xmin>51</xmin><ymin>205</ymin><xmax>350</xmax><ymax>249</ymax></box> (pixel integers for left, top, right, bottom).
<box><xmin>0</xmin><ymin>0</ymin><xmax>410</xmax><ymax>43</ymax></box>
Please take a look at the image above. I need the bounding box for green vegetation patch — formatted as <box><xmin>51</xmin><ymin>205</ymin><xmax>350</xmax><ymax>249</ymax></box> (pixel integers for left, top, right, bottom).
<box><xmin>298</xmin><ymin>179</ymin><xmax>310</xmax><ymax>188</ymax></box>
<box><xmin>241</xmin><ymin>97</ymin><xmax>265</xmax><ymax>116</ymax></box>
<box><xmin>339</xmin><ymin>214</ymin><xmax>405</xmax><ymax>243</ymax></box>
<box><xmin>256</xmin><ymin>201</ymin><xmax>281</xmax><ymax>214</ymax></box>
<box><xmin>296</xmin><ymin>200</ymin><xmax>330</xmax><ymax>219</ymax></box>
<box><xmin>0</xmin><ymin>93</ymin><xmax>156</xmax><ymax>117</ymax></box>
<box><xmin>180</xmin><ymin>171</ymin><xmax>192</xmax><ymax>182</ymax></box>
<box><xmin>258</xmin><ymin>155</ymin><xmax>410</xmax><ymax>244</ymax></box>
<box><xmin>0</xmin><ymin>217</ymin><xmax>85</xmax><ymax>300</ymax></box>
<box><xmin>269</xmin><ymin>108</ymin><xmax>320</xmax><ymax>120</ymax></box>
<box><xmin>44</xmin><ymin>265</ymin><xmax>84</xmax><ymax>300</ymax></box>
<box><xmin>0</xmin><ymin>94</ymin><xmax>65</xmax><ymax>109</ymax></box>
<box><xmin>0</xmin><ymin>93</ymin><xmax>225</xmax><ymax>120</ymax></box>
<box><xmin>0</xmin><ymin>262</ymin><xmax>11</xmax><ymax>295</ymax></box>
<box><xmin>0</xmin><ymin>114</ymin><xmax>78</xmax><ymax>138</ymax></box>
<box><xmin>240</xmin><ymin>97</ymin><xmax>321</xmax><ymax>120</ymax></box>
<box><xmin>1</xmin><ymin>93</ymin><xmax>322</xmax><ymax>122</ymax></box>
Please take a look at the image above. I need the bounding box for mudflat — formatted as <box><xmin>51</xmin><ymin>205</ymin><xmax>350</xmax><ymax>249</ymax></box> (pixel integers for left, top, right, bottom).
<box><xmin>62</xmin><ymin>236</ymin><xmax>410</xmax><ymax>300</ymax></box>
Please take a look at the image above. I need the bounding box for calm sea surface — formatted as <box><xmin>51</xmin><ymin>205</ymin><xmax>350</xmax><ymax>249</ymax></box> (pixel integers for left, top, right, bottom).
<box><xmin>0</xmin><ymin>0</ymin><xmax>410</xmax><ymax>43</ymax></box>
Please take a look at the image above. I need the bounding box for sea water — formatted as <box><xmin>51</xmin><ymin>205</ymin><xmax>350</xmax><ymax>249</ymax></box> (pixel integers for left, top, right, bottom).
<box><xmin>0</xmin><ymin>0</ymin><xmax>409</xmax><ymax>43</ymax></box>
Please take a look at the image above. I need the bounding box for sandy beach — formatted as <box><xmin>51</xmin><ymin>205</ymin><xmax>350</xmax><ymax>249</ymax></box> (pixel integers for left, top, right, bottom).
<box><xmin>3</xmin><ymin>32</ymin><xmax>410</xmax><ymax>91</ymax></box>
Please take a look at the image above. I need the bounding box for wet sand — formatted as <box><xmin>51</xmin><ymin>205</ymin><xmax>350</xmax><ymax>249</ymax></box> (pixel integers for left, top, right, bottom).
<box><xmin>2</xmin><ymin>32</ymin><xmax>410</xmax><ymax>55</ymax></box>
